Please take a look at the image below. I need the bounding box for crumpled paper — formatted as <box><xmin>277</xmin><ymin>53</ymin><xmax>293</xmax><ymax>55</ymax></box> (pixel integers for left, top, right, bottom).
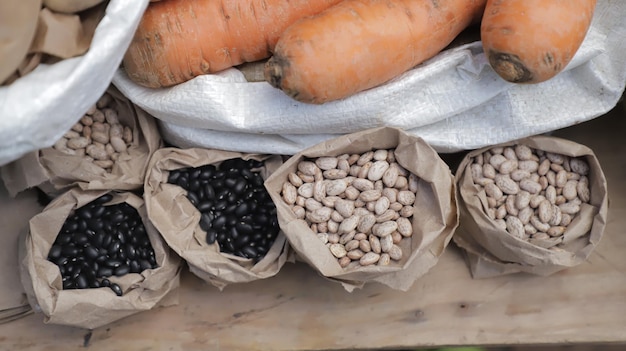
<box><xmin>113</xmin><ymin>0</ymin><xmax>626</xmax><ymax>155</ymax></box>
<box><xmin>0</xmin><ymin>0</ymin><xmax>150</xmax><ymax>167</ymax></box>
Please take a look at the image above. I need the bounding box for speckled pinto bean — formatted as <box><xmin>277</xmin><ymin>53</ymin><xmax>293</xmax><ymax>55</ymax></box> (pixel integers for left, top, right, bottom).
<box><xmin>51</xmin><ymin>92</ymin><xmax>134</xmax><ymax>172</ymax></box>
<box><xmin>281</xmin><ymin>148</ymin><xmax>420</xmax><ymax>268</ymax></box>
<box><xmin>468</xmin><ymin>145</ymin><xmax>591</xmax><ymax>250</ymax></box>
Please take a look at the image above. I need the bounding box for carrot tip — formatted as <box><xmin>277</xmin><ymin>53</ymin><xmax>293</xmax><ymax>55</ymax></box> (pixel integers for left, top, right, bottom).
<box><xmin>488</xmin><ymin>51</ymin><xmax>533</xmax><ymax>83</ymax></box>
<box><xmin>264</xmin><ymin>57</ymin><xmax>285</xmax><ymax>89</ymax></box>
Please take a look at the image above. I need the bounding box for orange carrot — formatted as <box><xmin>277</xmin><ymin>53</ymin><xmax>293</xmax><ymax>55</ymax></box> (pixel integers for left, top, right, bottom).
<box><xmin>264</xmin><ymin>0</ymin><xmax>487</xmax><ymax>104</ymax></box>
<box><xmin>481</xmin><ymin>0</ymin><xmax>597</xmax><ymax>84</ymax></box>
<box><xmin>123</xmin><ymin>0</ymin><xmax>343</xmax><ymax>88</ymax></box>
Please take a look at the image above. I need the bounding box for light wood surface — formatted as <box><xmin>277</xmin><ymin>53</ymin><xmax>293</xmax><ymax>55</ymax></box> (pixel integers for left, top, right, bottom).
<box><xmin>0</xmin><ymin>103</ymin><xmax>625</xmax><ymax>351</ymax></box>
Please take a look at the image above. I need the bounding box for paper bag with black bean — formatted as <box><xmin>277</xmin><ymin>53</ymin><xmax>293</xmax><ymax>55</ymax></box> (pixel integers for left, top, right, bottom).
<box><xmin>265</xmin><ymin>127</ymin><xmax>458</xmax><ymax>292</ymax></box>
<box><xmin>452</xmin><ymin>136</ymin><xmax>609</xmax><ymax>278</ymax></box>
<box><xmin>143</xmin><ymin>148</ymin><xmax>292</xmax><ymax>290</ymax></box>
<box><xmin>1</xmin><ymin>85</ymin><xmax>162</xmax><ymax>198</ymax></box>
<box><xmin>19</xmin><ymin>188</ymin><xmax>182</xmax><ymax>329</ymax></box>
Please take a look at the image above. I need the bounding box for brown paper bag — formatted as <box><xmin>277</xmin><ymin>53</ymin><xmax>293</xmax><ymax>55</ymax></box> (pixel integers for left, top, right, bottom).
<box><xmin>265</xmin><ymin>127</ymin><xmax>458</xmax><ymax>291</ymax></box>
<box><xmin>19</xmin><ymin>188</ymin><xmax>182</xmax><ymax>329</ymax></box>
<box><xmin>1</xmin><ymin>85</ymin><xmax>162</xmax><ymax>198</ymax></box>
<box><xmin>0</xmin><ymin>180</ymin><xmax>43</xmax><ymax>324</ymax></box>
<box><xmin>453</xmin><ymin>135</ymin><xmax>609</xmax><ymax>278</ymax></box>
<box><xmin>2</xmin><ymin>2</ymin><xmax>106</xmax><ymax>85</ymax></box>
<box><xmin>144</xmin><ymin>148</ymin><xmax>293</xmax><ymax>290</ymax></box>
<box><xmin>0</xmin><ymin>0</ymin><xmax>41</xmax><ymax>84</ymax></box>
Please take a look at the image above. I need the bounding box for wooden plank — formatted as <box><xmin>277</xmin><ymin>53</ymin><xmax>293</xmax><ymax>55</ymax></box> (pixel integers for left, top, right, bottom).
<box><xmin>0</xmin><ymin>104</ymin><xmax>625</xmax><ymax>351</ymax></box>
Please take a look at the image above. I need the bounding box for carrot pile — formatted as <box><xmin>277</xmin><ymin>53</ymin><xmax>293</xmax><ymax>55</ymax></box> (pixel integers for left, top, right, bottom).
<box><xmin>123</xmin><ymin>0</ymin><xmax>598</xmax><ymax>103</ymax></box>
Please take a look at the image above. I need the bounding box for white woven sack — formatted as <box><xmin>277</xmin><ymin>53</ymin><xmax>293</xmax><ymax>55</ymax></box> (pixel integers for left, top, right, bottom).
<box><xmin>112</xmin><ymin>0</ymin><xmax>625</xmax><ymax>154</ymax></box>
<box><xmin>0</xmin><ymin>0</ymin><xmax>150</xmax><ymax>167</ymax></box>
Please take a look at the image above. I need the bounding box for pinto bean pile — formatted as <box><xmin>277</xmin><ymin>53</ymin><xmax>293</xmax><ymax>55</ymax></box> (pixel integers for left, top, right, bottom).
<box><xmin>281</xmin><ymin>149</ymin><xmax>419</xmax><ymax>268</ymax></box>
<box><xmin>469</xmin><ymin>145</ymin><xmax>591</xmax><ymax>250</ymax></box>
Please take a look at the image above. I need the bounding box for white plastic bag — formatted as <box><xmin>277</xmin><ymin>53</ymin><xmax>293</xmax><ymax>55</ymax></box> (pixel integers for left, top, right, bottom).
<box><xmin>113</xmin><ymin>0</ymin><xmax>626</xmax><ymax>154</ymax></box>
<box><xmin>0</xmin><ymin>0</ymin><xmax>149</xmax><ymax>167</ymax></box>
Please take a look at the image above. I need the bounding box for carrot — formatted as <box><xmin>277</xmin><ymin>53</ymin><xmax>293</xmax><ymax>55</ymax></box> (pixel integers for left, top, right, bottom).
<box><xmin>264</xmin><ymin>0</ymin><xmax>487</xmax><ymax>104</ymax></box>
<box><xmin>123</xmin><ymin>0</ymin><xmax>343</xmax><ymax>88</ymax></box>
<box><xmin>481</xmin><ymin>0</ymin><xmax>597</xmax><ymax>84</ymax></box>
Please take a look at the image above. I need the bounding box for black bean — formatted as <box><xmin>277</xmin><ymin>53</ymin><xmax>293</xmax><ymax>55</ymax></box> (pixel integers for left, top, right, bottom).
<box><xmin>48</xmin><ymin>245</ymin><xmax>62</xmax><ymax>260</ymax></box>
<box><xmin>117</xmin><ymin>230</ymin><xmax>126</xmax><ymax>244</ymax></box>
<box><xmin>97</xmin><ymin>266</ymin><xmax>113</xmax><ymax>279</ymax></box>
<box><xmin>70</xmin><ymin>265</ymin><xmax>83</xmax><ymax>280</ymax></box>
<box><xmin>212</xmin><ymin>215</ymin><xmax>227</xmax><ymax>230</ymax></box>
<box><xmin>214</xmin><ymin>200</ymin><xmax>228</xmax><ymax>211</ymax></box>
<box><xmin>235</xmin><ymin>234</ymin><xmax>250</xmax><ymax>248</ymax></box>
<box><xmin>196</xmin><ymin>201</ymin><xmax>211</xmax><ymax>213</ymax></box>
<box><xmin>91</xmin><ymin>230</ymin><xmax>106</xmax><ymax>247</ymax></box>
<box><xmin>78</xmin><ymin>219</ymin><xmax>88</xmax><ymax>232</ymax></box>
<box><xmin>225</xmin><ymin>215</ymin><xmax>237</xmax><ymax>228</ymax></box>
<box><xmin>168</xmin><ymin>170</ymin><xmax>181</xmax><ymax>183</ymax></box>
<box><xmin>77</xmin><ymin>207</ymin><xmax>92</xmax><ymax>220</ymax></box>
<box><xmin>108</xmin><ymin>241</ymin><xmax>121</xmax><ymax>255</ymax></box>
<box><xmin>206</xmin><ymin>229</ymin><xmax>217</xmax><ymax>245</ymax></box>
<box><xmin>233</xmin><ymin>179</ymin><xmax>247</xmax><ymax>194</ymax></box>
<box><xmin>229</xmin><ymin>226</ymin><xmax>239</xmax><ymax>241</ymax></box>
<box><xmin>83</xmin><ymin>245</ymin><xmax>99</xmax><ymax>260</ymax></box>
<box><xmin>129</xmin><ymin>260</ymin><xmax>141</xmax><ymax>273</ymax></box>
<box><xmin>186</xmin><ymin>191</ymin><xmax>199</xmax><ymax>206</ymax></box>
<box><xmin>234</xmin><ymin>202</ymin><xmax>250</xmax><ymax>217</ymax></box>
<box><xmin>148</xmin><ymin>254</ymin><xmax>157</xmax><ymax>267</ymax></box>
<box><xmin>139</xmin><ymin>259</ymin><xmax>152</xmax><ymax>271</ymax></box>
<box><xmin>251</xmin><ymin>173</ymin><xmax>264</xmax><ymax>187</ymax></box>
<box><xmin>62</xmin><ymin>220</ymin><xmax>78</xmax><ymax>233</ymax></box>
<box><xmin>100</xmin><ymin>278</ymin><xmax>111</xmax><ymax>287</ymax></box>
<box><xmin>95</xmin><ymin>254</ymin><xmax>107</xmax><ymax>264</ymax></box>
<box><xmin>109</xmin><ymin>283</ymin><xmax>123</xmax><ymax>296</ymax></box>
<box><xmin>74</xmin><ymin>232</ymin><xmax>90</xmax><ymax>246</ymax></box>
<box><xmin>61</xmin><ymin>246</ymin><xmax>79</xmax><ymax>257</ymax></box>
<box><xmin>241</xmin><ymin>246</ymin><xmax>258</xmax><ymax>259</ymax></box>
<box><xmin>190</xmin><ymin>168</ymin><xmax>202</xmax><ymax>180</ymax></box>
<box><xmin>235</xmin><ymin>222</ymin><xmax>253</xmax><ymax>235</ymax></box>
<box><xmin>139</xmin><ymin>236</ymin><xmax>151</xmax><ymax>248</ymax></box>
<box><xmin>91</xmin><ymin>205</ymin><xmax>106</xmax><ymax>218</ymax></box>
<box><xmin>252</xmin><ymin>232</ymin><xmax>264</xmax><ymax>242</ymax></box>
<box><xmin>124</xmin><ymin>244</ymin><xmax>136</xmax><ymax>259</ymax></box>
<box><xmin>95</xmin><ymin>194</ymin><xmax>113</xmax><ymax>204</ymax></box>
<box><xmin>244</xmin><ymin>189</ymin><xmax>255</xmax><ymax>200</ymax></box>
<box><xmin>109</xmin><ymin>212</ymin><xmax>125</xmax><ymax>224</ymax></box>
<box><xmin>176</xmin><ymin>176</ymin><xmax>189</xmax><ymax>189</ymax></box>
<box><xmin>134</xmin><ymin>224</ymin><xmax>146</xmax><ymax>235</ymax></box>
<box><xmin>63</xmin><ymin>279</ymin><xmax>74</xmax><ymax>289</ymax></box>
<box><xmin>105</xmin><ymin>258</ymin><xmax>123</xmax><ymax>268</ymax></box>
<box><xmin>89</xmin><ymin>278</ymin><xmax>100</xmax><ymax>288</ymax></box>
<box><xmin>224</xmin><ymin>177</ymin><xmax>237</xmax><ymax>188</ymax></box>
<box><xmin>204</xmin><ymin>184</ymin><xmax>216</xmax><ymax>199</ymax></box>
<box><xmin>199</xmin><ymin>167</ymin><xmax>214</xmax><ymax>180</ymax></box>
<box><xmin>114</xmin><ymin>265</ymin><xmax>130</xmax><ymax>276</ymax></box>
<box><xmin>225</xmin><ymin>238</ymin><xmax>236</xmax><ymax>252</ymax></box>
<box><xmin>240</xmin><ymin>167</ymin><xmax>254</xmax><ymax>180</ymax></box>
<box><xmin>189</xmin><ymin>179</ymin><xmax>201</xmax><ymax>191</ymax></box>
<box><xmin>227</xmin><ymin>192</ymin><xmax>239</xmax><ymax>204</ymax></box>
<box><xmin>88</xmin><ymin>219</ymin><xmax>104</xmax><ymax>231</ymax></box>
<box><xmin>75</xmin><ymin>274</ymin><xmax>88</xmax><ymax>289</ymax></box>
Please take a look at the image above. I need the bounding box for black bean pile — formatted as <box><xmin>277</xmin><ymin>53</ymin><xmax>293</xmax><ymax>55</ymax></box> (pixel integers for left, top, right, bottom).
<box><xmin>47</xmin><ymin>194</ymin><xmax>158</xmax><ymax>296</ymax></box>
<box><xmin>167</xmin><ymin>158</ymin><xmax>279</xmax><ymax>261</ymax></box>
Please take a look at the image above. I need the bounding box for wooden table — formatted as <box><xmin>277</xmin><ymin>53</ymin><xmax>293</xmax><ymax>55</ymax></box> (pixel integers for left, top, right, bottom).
<box><xmin>1</xmin><ymin>104</ymin><xmax>625</xmax><ymax>351</ymax></box>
